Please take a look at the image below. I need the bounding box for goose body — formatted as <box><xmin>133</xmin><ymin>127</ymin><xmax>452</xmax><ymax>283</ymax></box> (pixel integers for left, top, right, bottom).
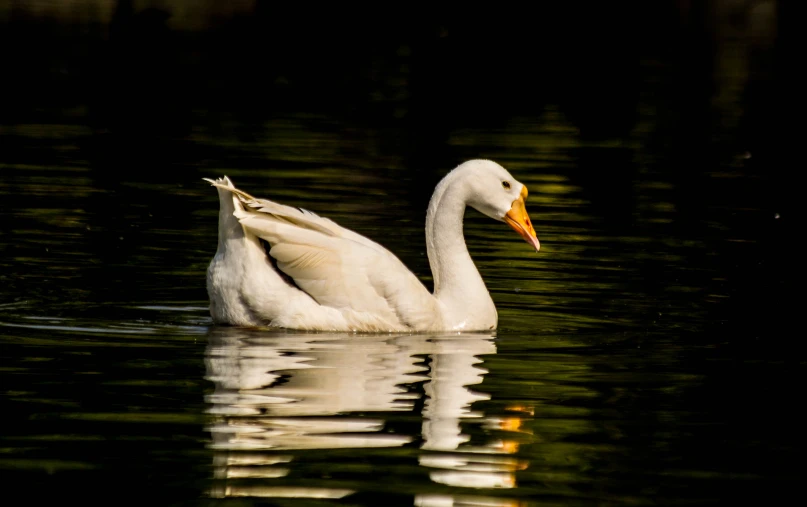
<box><xmin>205</xmin><ymin>160</ymin><xmax>539</xmax><ymax>332</ymax></box>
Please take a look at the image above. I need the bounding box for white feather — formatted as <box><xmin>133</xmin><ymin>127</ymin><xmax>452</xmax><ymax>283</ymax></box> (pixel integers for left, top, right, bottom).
<box><xmin>204</xmin><ymin>160</ymin><xmax>535</xmax><ymax>332</ymax></box>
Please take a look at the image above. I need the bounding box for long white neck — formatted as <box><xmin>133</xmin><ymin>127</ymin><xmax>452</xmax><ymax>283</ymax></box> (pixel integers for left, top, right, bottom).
<box><xmin>425</xmin><ymin>172</ymin><xmax>497</xmax><ymax>330</ymax></box>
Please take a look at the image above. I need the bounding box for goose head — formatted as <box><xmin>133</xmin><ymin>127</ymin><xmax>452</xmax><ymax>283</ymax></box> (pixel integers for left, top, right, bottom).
<box><xmin>459</xmin><ymin>160</ymin><xmax>541</xmax><ymax>252</ymax></box>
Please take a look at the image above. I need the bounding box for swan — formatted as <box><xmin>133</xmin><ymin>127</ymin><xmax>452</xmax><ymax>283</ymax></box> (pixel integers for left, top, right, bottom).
<box><xmin>204</xmin><ymin>159</ymin><xmax>539</xmax><ymax>332</ymax></box>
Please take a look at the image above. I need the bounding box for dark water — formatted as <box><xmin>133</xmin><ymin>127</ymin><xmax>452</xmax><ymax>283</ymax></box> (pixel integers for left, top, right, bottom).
<box><xmin>0</xmin><ymin>2</ymin><xmax>801</xmax><ymax>503</ymax></box>
<box><xmin>1</xmin><ymin>111</ymin><xmax>799</xmax><ymax>506</ymax></box>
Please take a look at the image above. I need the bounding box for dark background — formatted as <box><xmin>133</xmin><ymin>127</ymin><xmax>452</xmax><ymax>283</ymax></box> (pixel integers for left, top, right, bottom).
<box><xmin>0</xmin><ymin>2</ymin><xmax>803</xmax><ymax>504</ymax></box>
<box><xmin>1</xmin><ymin>0</ymin><xmax>796</xmax><ymax>342</ymax></box>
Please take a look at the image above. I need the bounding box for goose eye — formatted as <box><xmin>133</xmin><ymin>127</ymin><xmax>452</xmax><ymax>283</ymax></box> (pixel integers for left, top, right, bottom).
<box><xmin>502</xmin><ymin>181</ymin><xmax>511</xmax><ymax>190</ymax></box>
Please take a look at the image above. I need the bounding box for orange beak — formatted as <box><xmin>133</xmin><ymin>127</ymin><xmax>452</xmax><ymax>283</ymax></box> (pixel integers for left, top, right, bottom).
<box><xmin>504</xmin><ymin>185</ymin><xmax>540</xmax><ymax>252</ymax></box>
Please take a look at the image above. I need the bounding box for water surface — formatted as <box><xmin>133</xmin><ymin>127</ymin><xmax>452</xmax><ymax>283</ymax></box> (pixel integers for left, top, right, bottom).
<box><xmin>0</xmin><ymin>113</ymin><xmax>798</xmax><ymax>505</ymax></box>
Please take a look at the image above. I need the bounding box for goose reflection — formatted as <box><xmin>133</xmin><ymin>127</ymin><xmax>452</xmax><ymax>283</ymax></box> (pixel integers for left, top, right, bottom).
<box><xmin>204</xmin><ymin>328</ymin><xmax>528</xmax><ymax>500</ymax></box>
<box><xmin>419</xmin><ymin>336</ymin><xmax>529</xmax><ymax>492</ymax></box>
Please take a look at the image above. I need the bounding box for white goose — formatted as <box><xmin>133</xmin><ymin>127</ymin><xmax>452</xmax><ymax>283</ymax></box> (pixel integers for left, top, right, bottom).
<box><xmin>205</xmin><ymin>159</ymin><xmax>539</xmax><ymax>332</ymax></box>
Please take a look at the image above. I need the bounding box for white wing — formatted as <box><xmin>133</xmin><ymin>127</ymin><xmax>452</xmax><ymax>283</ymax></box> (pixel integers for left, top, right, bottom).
<box><xmin>208</xmin><ymin>179</ymin><xmax>441</xmax><ymax>330</ymax></box>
